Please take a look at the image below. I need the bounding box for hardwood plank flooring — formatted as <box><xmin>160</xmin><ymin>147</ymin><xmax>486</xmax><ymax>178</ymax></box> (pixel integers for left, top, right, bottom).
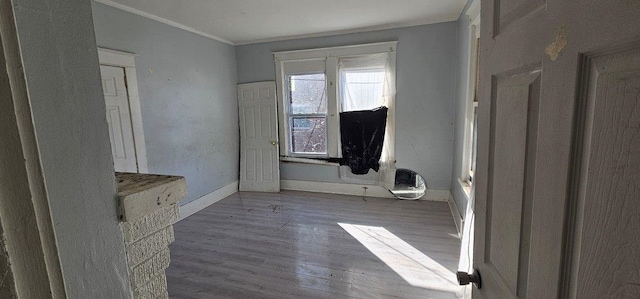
<box><xmin>166</xmin><ymin>191</ymin><xmax>464</xmax><ymax>298</ymax></box>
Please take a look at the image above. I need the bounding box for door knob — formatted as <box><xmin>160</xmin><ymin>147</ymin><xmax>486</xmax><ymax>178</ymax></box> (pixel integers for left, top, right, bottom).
<box><xmin>457</xmin><ymin>270</ymin><xmax>482</xmax><ymax>289</ymax></box>
<box><xmin>270</xmin><ymin>141</ymin><xmax>277</xmax><ymax>145</ymax></box>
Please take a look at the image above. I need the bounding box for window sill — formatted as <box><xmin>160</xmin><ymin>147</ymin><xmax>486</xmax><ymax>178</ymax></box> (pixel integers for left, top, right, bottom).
<box><xmin>280</xmin><ymin>156</ymin><xmax>340</xmax><ymax>166</ymax></box>
<box><xmin>458</xmin><ymin>178</ymin><xmax>472</xmax><ymax>201</ymax></box>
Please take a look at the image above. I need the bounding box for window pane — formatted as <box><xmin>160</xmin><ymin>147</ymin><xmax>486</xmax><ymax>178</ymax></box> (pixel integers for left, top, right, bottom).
<box><xmin>288</xmin><ymin>73</ymin><xmax>327</xmax><ymax>114</ymax></box>
<box><xmin>290</xmin><ymin>117</ymin><xmax>327</xmax><ymax>154</ymax></box>
<box><xmin>341</xmin><ymin>69</ymin><xmax>385</xmax><ymax>112</ymax></box>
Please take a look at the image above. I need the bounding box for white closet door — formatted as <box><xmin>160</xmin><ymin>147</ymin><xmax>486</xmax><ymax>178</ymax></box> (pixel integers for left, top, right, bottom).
<box><xmin>100</xmin><ymin>65</ymin><xmax>137</xmax><ymax>173</ymax></box>
<box><xmin>238</xmin><ymin>82</ymin><xmax>280</xmax><ymax>192</ymax></box>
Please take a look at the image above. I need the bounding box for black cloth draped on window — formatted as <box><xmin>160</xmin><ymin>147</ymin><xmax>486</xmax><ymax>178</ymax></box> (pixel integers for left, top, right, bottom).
<box><xmin>336</xmin><ymin>106</ymin><xmax>387</xmax><ymax>174</ymax></box>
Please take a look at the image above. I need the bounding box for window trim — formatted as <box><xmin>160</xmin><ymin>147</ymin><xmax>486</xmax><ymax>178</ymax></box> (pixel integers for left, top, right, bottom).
<box><xmin>274</xmin><ymin>42</ymin><xmax>397</xmax><ymax>159</ymax></box>
<box><xmin>460</xmin><ymin>2</ymin><xmax>481</xmax><ymax>194</ymax></box>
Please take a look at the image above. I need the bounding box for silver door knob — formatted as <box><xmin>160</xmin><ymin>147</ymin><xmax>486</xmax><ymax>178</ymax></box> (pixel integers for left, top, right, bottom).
<box><xmin>457</xmin><ymin>270</ymin><xmax>482</xmax><ymax>289</ymax></box>
<box><xmin>270</xmin><ymin>141</ymin><xmax>277</xmax><ymax>145</ymax></box>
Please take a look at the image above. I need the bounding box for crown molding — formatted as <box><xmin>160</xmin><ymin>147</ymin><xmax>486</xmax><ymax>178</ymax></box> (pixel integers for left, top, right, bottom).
<box><xmin>94</xmin><ymin>0</ymin><xmax>465</xmax><ymax>47</ymax></box>
<box><xmin>234</xmin><ymin>14</ymin><xmax>460</xmax><ymax>46</ymax></box>
<box><xmin>93</xmin><ymin>0</ymin><xmax>234</xmax><ymax>45</ymax></box>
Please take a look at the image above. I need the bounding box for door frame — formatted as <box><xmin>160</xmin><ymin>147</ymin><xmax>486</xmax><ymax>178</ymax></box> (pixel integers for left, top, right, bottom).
<box><xmin>98</xmin><ymin>48</ymin><xmax>148</xmax><ymax>173</ymax></box>
<box><xmin>0</xmin><ymin>2</ymin><xmax>66</xmax><ymax>296</ymax></box>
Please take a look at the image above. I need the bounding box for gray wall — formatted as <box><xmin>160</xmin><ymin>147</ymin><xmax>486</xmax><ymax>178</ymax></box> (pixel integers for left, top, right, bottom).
<box><xmin>92</xmin><ymin>2</ymin><xmax>239</xmax><ymax>205</ymax></box>
<box><xmin>236</xmin><ymin>23</ymin><xmax>458</xmax><ymax>190</ymax></box>
<box><xmin>11</xmin><ymin>0</ymin><xmax>131</xmax><ymax>296</ymax></box>
<box><xmin>451</xmin><ymin>0</ymin><xmax>475</xmax><ymax>215</ymax></box>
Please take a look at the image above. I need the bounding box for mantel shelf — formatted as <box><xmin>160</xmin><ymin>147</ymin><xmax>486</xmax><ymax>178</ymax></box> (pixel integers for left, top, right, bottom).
<box><xmin>115</xmin><ymin>172</ymin><xmax>187</xmax><ymax>222</ymax></box>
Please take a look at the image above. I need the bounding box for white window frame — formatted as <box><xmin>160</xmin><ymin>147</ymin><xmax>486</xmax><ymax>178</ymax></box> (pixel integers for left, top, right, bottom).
<box><xmin>279</xmin><ymin>59</ymin><xmax>328</xmax><ymax>158</ymax></box>
<box><xmin>460</xmin><ymin>0</ymin><xmax>481</xmax><ymax>197</ymax></box>
<box><xmin>274</xmin><ymin>42</ymin><xmax>397</xmax><ymax>159</ymax></box>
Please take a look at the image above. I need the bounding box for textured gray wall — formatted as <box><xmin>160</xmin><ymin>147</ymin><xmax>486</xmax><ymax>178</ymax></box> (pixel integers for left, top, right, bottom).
<box><xmin>92</xmin><ymin>2</ymin><xmax>239</xmax><ymax>205</ymax></box>
<box><xmin>11</xmin><ymin>0</ymin><xmax>131</xmax><ymax>296</ymax></box>
<box><xmin>451</xmin><ymin>0</ymin><xmax>474</xmax><ymax>215</ymax></box>
<box><xmin>236</xmin><ymin>23</ymin><xmax>458</xmax><ymax>190</ymax></box>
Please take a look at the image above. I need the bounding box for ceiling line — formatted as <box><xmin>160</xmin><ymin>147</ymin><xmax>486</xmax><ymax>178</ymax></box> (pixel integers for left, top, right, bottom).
<box><xmin>93</xmin><ymin>0</ymin><xmax>235</xmax><ymax>45</ymax></box>
<box><xmin>234</xmin><ymin>15</ymin><xmax>460</xmax><ymax>46</ymax></box>
<box><xmin>93</xmin><ymin>0</ymin><xmax>464</xmax><ymax>47</ymax></box>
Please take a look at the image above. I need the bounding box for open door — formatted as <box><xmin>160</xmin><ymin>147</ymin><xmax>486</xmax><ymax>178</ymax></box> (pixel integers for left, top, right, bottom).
<box><xmin>238</xmin><ymin>82</ymin><xmax>280</xmax><ymax>192</ymax></box>
<box><xmin>469</xmin><ymin>1</ymin><xmax>640</xmax><ymax>298</ymax></box>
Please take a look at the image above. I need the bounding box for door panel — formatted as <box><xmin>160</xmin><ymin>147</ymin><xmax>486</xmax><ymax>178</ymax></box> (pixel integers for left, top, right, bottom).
<box><xmin>474</xmin><ymin>0</ymin><xmax>640</xmax><ymax>298</ymax></box>
<box><xmin>485</xmin><ymin>69</ymin><xmax>540</xmax><ymax>297</ymax></box>
<box><xmin>243</xmin><ymin>106</ymin><xmax>257</xmax><ymax>138</ymax></box>
<box><xmin>106</xmin><ymin>106</ymin><xmax>126</xmax><ymax>160</ymax></box>
<box><xmin>238</xmin><ymin>82</ymin><xmax>280</xmax><ymax>192</ymax></box>
<box><xmin>100</xmin><ymin>65</ymin><xmax>137</xmax><ymax>173</ymax></box>
<box><xmin>571</xmin><ymin>48</ymin><xmax>640</xmax><ymax>299</ymax></box>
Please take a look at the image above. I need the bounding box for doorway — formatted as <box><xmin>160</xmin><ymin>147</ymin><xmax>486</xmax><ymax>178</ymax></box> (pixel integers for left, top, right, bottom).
<box><xmin>97</xmin><ymin>48</ymin><xmax>148</xmax><ymax>173</ymax></box>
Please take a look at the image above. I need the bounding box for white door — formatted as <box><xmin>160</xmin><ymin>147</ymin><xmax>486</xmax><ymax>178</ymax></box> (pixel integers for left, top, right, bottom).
<box><xmin>471</xmin><ymin>1</ymin><xmax>640</xmax><ymax>298</ymax></box>
<box><xmin>238</xmin><ymin>82</ymin><xmax>280</xmax><ymax>192</ymax></box>
<box><xmin>100</xmin><ymin>65</ymin><xmax>138</xmax><ymax>173</ymax></box>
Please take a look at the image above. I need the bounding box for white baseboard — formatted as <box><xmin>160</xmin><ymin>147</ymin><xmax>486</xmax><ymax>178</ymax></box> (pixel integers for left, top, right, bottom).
<box><xmin>176</xmin><ymin>181</ymin><xmax>238</xmax><ymax>222</ymax></box>
<box><xmin>448</xmin><ymin>192</ymin><xmax>464</xmax><ymax>237</ymax></box>
<box><xmin>425</xmin><ymin>189</ymin><xmax>452</xmax><ymax>201</ymax></box>
<box><xmin>281</xmin><ymin>180</ymin><xmax>451</xmax><ymax>201</ymax></box>
<box><xmin>281</xmin><ymin>180</ymin><xmax>393</xmax><ymax>198</ymax></box>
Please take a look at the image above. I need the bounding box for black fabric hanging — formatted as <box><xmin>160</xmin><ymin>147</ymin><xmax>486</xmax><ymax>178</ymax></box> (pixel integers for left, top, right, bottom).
<box><xmin>338</xmin><ymin>106</ymin><xmax>387</xmax><ymax>174</ymax></box>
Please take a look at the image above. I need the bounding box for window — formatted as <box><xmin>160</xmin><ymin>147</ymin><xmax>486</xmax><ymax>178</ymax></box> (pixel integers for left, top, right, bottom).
<box><xmin>275</xmin><ymin>42</ymin><xmax>397</xmax><ymax>188</ymax></box>
<box><xmin>287</xmin><ymin>73</ymin><xmax>328</xmax><ymax>155</ymax></box>
<box><xmin>340</xmin><ymin>66</ymin><xmax>385</xmax><ymax>112</ymax></box>
<box><xmin>461</xmin><ymin>10</ymin><xmax>480</xmax><ymax>193</ymax></box>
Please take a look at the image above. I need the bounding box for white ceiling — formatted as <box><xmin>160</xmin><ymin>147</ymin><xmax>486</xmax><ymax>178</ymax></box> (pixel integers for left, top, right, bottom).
<box><xmin>96</xmin><ymin>0</ymin><xmax>467</xmax><ymax>45</ymax></box>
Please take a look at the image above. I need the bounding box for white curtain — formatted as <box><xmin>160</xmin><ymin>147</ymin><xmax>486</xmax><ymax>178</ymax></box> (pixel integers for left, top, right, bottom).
<box><xmin>337</xmin><ymin>53</ymin><xmax>396</xmax><ymax>189</ymax></box>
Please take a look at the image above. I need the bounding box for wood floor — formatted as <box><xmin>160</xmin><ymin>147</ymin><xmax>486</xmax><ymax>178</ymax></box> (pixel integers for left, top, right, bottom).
<box><xmin>166</xmin><ymin>191</ymin><xmax>463</xmax><ymax>299</ymax></box>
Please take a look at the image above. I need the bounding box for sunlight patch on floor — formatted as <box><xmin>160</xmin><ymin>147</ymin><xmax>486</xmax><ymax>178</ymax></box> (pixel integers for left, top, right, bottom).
<box><xmin>338</xmin><ymin>223</ymin><xmax>460</xmax><ymax>293</ymax></box>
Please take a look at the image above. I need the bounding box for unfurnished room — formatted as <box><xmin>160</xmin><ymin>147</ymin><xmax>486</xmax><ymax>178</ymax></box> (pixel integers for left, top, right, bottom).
<box><xmin>0</xmin><ymin>0</ymin><xmax>638</xmax><ymax>298</ymax></box>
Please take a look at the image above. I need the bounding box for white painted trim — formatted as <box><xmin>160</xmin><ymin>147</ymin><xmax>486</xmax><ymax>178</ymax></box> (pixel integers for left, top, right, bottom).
<box><xmin>280</xmin><ymin>156</ymin><xmax>339</xmax><ymax>166</ymax></box>
<box><xmin>176</xmin><ymin>181</ymin><xmax>239</xmax><ymax>222</ymax></box>
<box><xmin>282</xmin><ymin>180</ymin><xmax>393</xmax><ymax>198</ymax></box>
<box><xmin>281</xmin><ymin>180</ymin><xmax>451</xmax><ymax>201</ymax></box>
<box><xmin>459</xmin><ymin>9</ymin><xmax>480</xmax><ymax>182</ymax></box>
<box><xmin>93</xmin><ymin>0</ymin><xmax>234</xmax><ymax>45</ymax></box>
<box><xmin>274</xmin><ymin>41</ymin><xmax>398</xmax><ymax>61</ymax></box>
<box><xmin>338</xmin><ymin>166</ymin><xmax>380</xmax><ymax>185</ymax></box>
<box><xmin>97</xmin><ymin>48</ymin><xmax>135</xmax><ymax>67</ymax></box>
<box><xmin>448</xmin><ymin>192</ymin><xmax>464</xmax><ymax>237</ymax></box>
<box><xmin>465</xmin><ymin>0</ymin><xmax>481</xmax><ymax>20</ymax></box>
<box><xmin>458</xmin><ymin>178</ymin><xmax>472</xmax><ymax>201</ymax></box>
<box><xmin>0</xmin><ymin>4</ymin><xmax>66</xmax><ymax>296</ymax></box>
<box><xmin>235</xmin><ymin>15</ymin><xmax>459</xmax><ymax>45</ymax></box>
<box><xmin>98</xmin><ymin>48</ymin><xmax>149</xmax><ymax>173</ymax></box>
<box><xmin>424</xmin><ymin>189</ymin><xmax>452</xmax><ymax>201</ymax></box>
<box><xmin>326</xmin><ymin>56</ymin><xmax>339</xmax><ymax>157</ymax></box>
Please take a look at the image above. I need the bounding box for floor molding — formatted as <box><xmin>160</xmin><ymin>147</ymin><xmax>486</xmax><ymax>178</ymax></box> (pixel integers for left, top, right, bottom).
<box><xmin>177</xmin><ymin>181</ymin><xmax>238</xmax><ymax>222</ymax></box>
<box><xmin>281</xmin><ymin>180</ymin><xmax>451</xmax><ymax>201</ymax></box>
<box><xmin>281</xmin><ymin>180</ymin><xmax>393</xmax><ymax>198</ymax></box>
<box><xmin>448</xmin><ymin>192</ymin><xmax>464</xmax><ymax>237</ymax></box>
